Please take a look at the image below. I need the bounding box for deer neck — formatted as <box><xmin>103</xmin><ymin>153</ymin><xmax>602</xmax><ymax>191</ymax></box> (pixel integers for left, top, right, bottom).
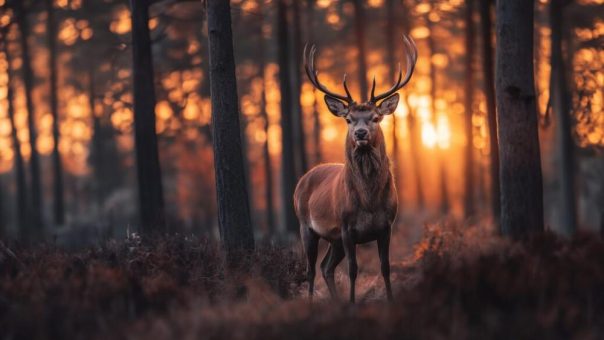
<box><xmin>344</xmin><ymin>129</ymin><xmax>391</xmax><ymax>207</ymax></box>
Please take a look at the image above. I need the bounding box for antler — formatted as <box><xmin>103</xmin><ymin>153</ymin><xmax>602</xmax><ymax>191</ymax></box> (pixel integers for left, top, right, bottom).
<box><xmin>370</xmin><ymin>34</ymin><xmax>418</xmax><ymax>104</ymax></box>
<box><xmin>304</xmin><ymin>44</ymin><xmax>354</xmax><ymax>104</ymax></box>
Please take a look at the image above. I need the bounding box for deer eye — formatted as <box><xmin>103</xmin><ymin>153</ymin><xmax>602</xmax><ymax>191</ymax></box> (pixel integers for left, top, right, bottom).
<box><xmin>345</xmin><ymin>118</ymin><xmax>352</xmax><ymax>124</ymax></box>
<box><xmin>372</xmin><ymin>116</ymin><xmax>380</xmax><ymax>123</ymax></box>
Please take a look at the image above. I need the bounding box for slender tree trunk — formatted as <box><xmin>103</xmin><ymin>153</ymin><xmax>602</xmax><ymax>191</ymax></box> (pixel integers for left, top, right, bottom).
<box><xmin>385</xmin><ymin>0</ymin><xmax>403</xmax><ymax>209</ymax></box>
<box><xmin>46</xmin><ymin>0</ymin><xmax>65</xmax><ymax>226</ymax></box>
<box><xmin>258</xmin><ymin>3</ymin><xmax>276</xmax><ymax>235</ymax></box>
<box><xmin>495</xmin><ymin>0</ymin><xmax>544</xmax><ymax>237</ymax></box>
<box><xmin>427</xmin><ymin>20</ymin><xmax>449</xmax><ymax>215</ymax></box>
<box><xmin>15</xmin><ymin>2</ymin><xmax>43</xmax><ymax>235</ymax></box>
<box><xmin>479</xmin><ymin>0</ymin><xmax>501</xmax><ymax>224</ymax></box>
<box><xmin>291</xmin><ymin>0</ymin><xmax>308</xmax><ymax>176</ymax></box>
<box><xmin>277</xmin><ymin>0</ymin><xmax>299</xmax><ymax>235</ymax></box>
<box><xmin>2</xmin><ymin>39</ymin><xmax>28</xmax><ymax>235</ymax></box>
<box><xmin>206</xmin><ymin>0</ymin><xmax>255</xmax><ymax>265</ymax></box>
<box><xmin>306</xmin><ymin>0</ymin><xmax>322</xmax><ymax>165</ymax></box>
<box><xmin>550</xmin><ymin>0</ymin><xmax>577</xmax><ymax>236</ymax></box>
<box><xmin>130</xmin><ymin>0</ymin><xmax>166</xmax><ymax>232</ymax></box>
<box><xmin>407</xmin><ymin>100</ymin><xmax>425</xmax><ymax>210</ymax></box>
<box><xmin>89</xmin><ymin>67</ymin><xmax>103</xmax><ymax>207</ymax></box>
<box><xmin>0</xmin><ymin>177</ymin><xmax>4</xmax><ymax>236</ymax></box>
<box><xmin>353</xmin><ymin>0</ymin><xmax>369</xmax><ymax>102</ymax></box>
<box><xmin>463</xmin><ymin>0</ymin><xmax>475</xmax><ymax>218</ymax></box>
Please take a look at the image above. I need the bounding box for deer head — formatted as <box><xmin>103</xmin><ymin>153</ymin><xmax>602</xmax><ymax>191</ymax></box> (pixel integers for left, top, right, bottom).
<box><xmin>304</xmin><ymin>35</ymin><xmax>418</xmax><ymax>149</ymax></box>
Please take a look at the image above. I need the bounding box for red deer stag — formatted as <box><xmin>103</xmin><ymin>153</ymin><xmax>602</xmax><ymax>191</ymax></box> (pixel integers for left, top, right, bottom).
<box><xmin>294</xmin><ymin>35</ymin><xmax>417</xmax><ymax>303</ymax></box>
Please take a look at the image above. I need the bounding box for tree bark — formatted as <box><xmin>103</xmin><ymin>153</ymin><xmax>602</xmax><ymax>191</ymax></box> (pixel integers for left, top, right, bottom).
<box><xmin>130</xmin><ymin>0</ymin><xmax>166</xmax><ymax>233</ymax></box>
<box><xmin>15</xmin><ymin>1</ymin><xmax>43</xmax><ymax>235</ymax></box>
<box><xmin>89</xmin><ymin>67</ymin><xmax>103</xmax><ymax>207</ymax></box>
<box><xmin>550</xmin><ymin>0</ymin><xmax>577</xmax><ymax>236</ymax></box>
<box><xmin>277</xmin><ymin>0</ymin><xmax>299</xmax><ymax>235</ymax></box>
<box><xmin>46</xmin><ymin>0</ymin><xmax>65</xmax><ymax>226</ymax></box>
<box><xmin>495</xmin><ymin>0</ymin><xmax>544</xmax><ymax>237</ymax></box>
<box><xmin>463</xmin><ymin>0</ymin><xmax>475</xmax><ymax>218</ymax></box>
<box><xmin>427</xmin><ymin>19</ymin><xmax>449</xmax><ymax>215</ymax></box>
<box><xmin>479</xmin><ymin>0</ymin><xmax>500</xmax><ymax>224</ymax></box>
<box><xmin>258</xmin><ymin>2</ymin><xmax>276</xmax><ymax>235</ymax></box>
<box><xmin>2</xmin><ymin>37</ymin><xmax>28</xmax><ymax>235</ymax></box>
<box><xmin>406</xmin><ymin>98</ymin><xmax>425</xmax><ymax>210</ymax></box>
<box><xmin>353</xmin><ymin>0</ymin><xmax>369</xmax><ymax>102</ymax></box>
<box><xmin>291</xmin><ymin>0</ymin><xmax>308</xmax><ymax>176</ymax></box>
<box><xmin>306</xmin><ymin>0</ymin><xmax>322</xmax><ymax>165</ymax></box>
<box><xmin>206</xmin><ymin>0</ymin><xmax>255</xmax><ymax>265</ymax></box>
<box><xmin>385</xmin><ymin>0</ymin><xmax>402</xmax><ymax>209</ymax></box>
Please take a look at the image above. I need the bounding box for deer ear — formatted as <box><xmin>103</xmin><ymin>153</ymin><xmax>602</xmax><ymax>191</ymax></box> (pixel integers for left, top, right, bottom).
<box><xmin>377</xmin><ymin>93</ymin><xmax>400</xmax><ymax>115</ymax></box>
<box><xmin>324</xmin><ymin>95</ymin><xmax>348</xmax><ymax>117</ymax></box>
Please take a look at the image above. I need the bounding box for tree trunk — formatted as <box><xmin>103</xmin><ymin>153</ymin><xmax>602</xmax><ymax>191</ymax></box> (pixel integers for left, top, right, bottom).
<box><xmin>277</xmin><ymin>0</ymin><xmax>299</xmax><ymax>235</ymax></box>
<box><xmin>130</xmin><ymin>0</ymin><xmax>166</xmax><ymax>233</ymax></box>
<box><xmin>353</xmin><ymin>0</ymin><xmax>369</xmax><ymax>102</ymax></box>
<box><xmin>46</xmin><ymin>0</ymin><xmax>65</xmax><ymax>226</ymax></box>
<box><xmin>463</xmin><ymin>0</ymin><xmax>475</xmax><ymax>218</ymax></box>
<box><xmin>427</xmin><ymin>20</ymin><xmax>449</xmax><ymax>215</ymax></box>
<box><xmin>15</xmin><ymin>2</ymin><xmax>43</xmax><ymax>236</ymax></box>
<box><xmin>407</xmin><ymin>100</ymin><xmax>425</xmax><ymax>210</ymax></box>
<box><xmin>291</xmin><ymin>0</ymin><xmax>308</xmax><ymax>177</ymax></box>
<box><xmin>550</xmin><ymin>0</ymin><xmax>577</xmax><ymax>236</ymax></box>
<box><xmin>206</xmin><ymin>0</ymin><xmax>255</xmax><ymax>265</ymax></box>
<box><xmin>2</xmin><ymin>38</ymin><xmax>28</xmax><ymax>235</ymax></box>
<box><xmin>385</xmin><ymin>0</ymin><xmax>402</xmax><ymax>209</ymax></box>
<box><xmin>495</xmin><ymin>0</ymin><xmax>544</xmax><ymax>237</ymax></box>
<box><xmin>0</xmin><ymin>177</ymin><xmax>4</xmax><ymax>236</ymax></box>
<box><xmin>89</xmin><ymin>67</ymin><xmax>103</xmax><ymax>207</ymax></box>
<box><xmin>258</xmin><ymin>2</ymin><xmax>276</xmax><ymax>235</ymax></box>
<box><xmin>306</xmin><ymin>0</ymin><xmax>322</xmax><ymax>165</ymax></box>
<box><xmin>479</xmin><ymin>0</ymin><xmax>500</xmax><ymax>224</ymax></box>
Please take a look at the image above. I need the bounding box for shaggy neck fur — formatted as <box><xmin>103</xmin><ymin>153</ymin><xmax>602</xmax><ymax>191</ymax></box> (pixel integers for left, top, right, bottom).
<box><xmin>344</xmin><ymin>128</ymin><xmax>391</xmax><ymax>208</ymax></box>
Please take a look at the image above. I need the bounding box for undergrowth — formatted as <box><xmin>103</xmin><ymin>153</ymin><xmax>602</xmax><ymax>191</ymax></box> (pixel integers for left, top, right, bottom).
<box><xmin>2</xmin><ymin>225</ymin><xmax>604</xmax><ymax>339</ymax></box>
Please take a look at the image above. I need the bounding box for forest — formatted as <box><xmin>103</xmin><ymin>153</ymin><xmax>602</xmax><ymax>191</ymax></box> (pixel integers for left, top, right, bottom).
<box><xmin>0</xmin><ymin>0</ymin><xmax>603</xmax><ymax>338</ymax></box>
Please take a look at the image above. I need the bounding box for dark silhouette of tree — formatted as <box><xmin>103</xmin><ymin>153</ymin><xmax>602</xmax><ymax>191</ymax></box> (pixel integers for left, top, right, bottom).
<box><xmin>306</xmin><ymin>0</ymin><xmax>321</xmax><ymax>165</ymax></box>
<box><xmin>496</xmin><ymin>0</ymin><xmax>544</xmax><ymax>237</ymax></box>
<box><xmin>1</xmin><ymin>32</ymin><xmax>28</xmax><ymax>235</ymax></box>
<box><xmin>130</xmin><ymin>0</ymin><xmax>166</xmax><ymax>233</ymax></box>
<box><xmin>13</xmin><ymin>0</ymin><xmax>43</xmax><ymax>235</ymax></box>
<box><xmin>385</xmin><ymin>0</ymin><xmax>403</xmax><ymax>209</ymax></box>
<box><xmin>406</xmin><ymin>96</ymin><xmax>425</xmax><ymax>210</ymax></box>
<box><xmin>463</xmin><ymin>0</ymin><xmax>475</xmax><ymax>218</ymax></box>
<box><xmin>206</xmin><ymin>0</ymin><xmax>255</xmax><ymax>265</ymax></box>
<box><xmin>0</xmin><ymin>177</ymin><xmax>3</xmax><ymax>236</ymax></box>
<box><xmin>427</xmin><ymin>17</ymin><xmax>449</xmax><ymax>215</ymax></box>
<box><xmin>257</xmin><ymin>1</ymin><xmax>275</xmax><ymax>235</ymax></box>
<box><xmin>479</xmin><ymin>0</ymin><xmax>500</xmax><ymax>223</ymax></box>
<box><xmin>46</xmin><ymin>0</ymin><xmax>65</xmax><ymax>226</ymax></box>
<box><xmin>550</xmin><ymin>0</ymin><xmax>577</xmax><ymax>236</ymax></box>
<box><xmin>276</xmin><ymin>0</ymin><xmax>298</xmax><ymax>234</ymax></box>
<box><xmin>353</xmin><ymin>0</ymin><xmax>369</xmax><ymax>101</ymax></box>
<box><xmin>291</xmin><ymin>0</ymin><xmax>308</xmax><ymax>177</ymax></box>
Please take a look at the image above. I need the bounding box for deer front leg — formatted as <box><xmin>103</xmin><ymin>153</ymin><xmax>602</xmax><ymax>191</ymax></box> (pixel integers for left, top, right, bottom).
<box><xmin>342</xmin><ymin>226</ymin><xmax>358</xmax><ymax>303</ymax></box>
<box><xmin>302</xmin><ymin>226</ymin><xmax>319</xmax><ymax>299</ymax></box>
<box><xmin>377</xmin><ymin>227</ymin><xmax>393</xmax><ymax>301</ymax></box>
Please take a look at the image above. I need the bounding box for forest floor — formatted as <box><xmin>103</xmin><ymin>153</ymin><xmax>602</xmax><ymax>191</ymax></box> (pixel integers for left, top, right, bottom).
<box><xmin>2</xmin><ymin>221</ymin><xmax>604</xmax><ymax>340</ymax></box>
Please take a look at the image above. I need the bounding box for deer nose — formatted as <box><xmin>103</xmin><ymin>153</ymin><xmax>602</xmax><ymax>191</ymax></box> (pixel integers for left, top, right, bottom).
<box><xmin>355</xmin><ymin>129</ymin><xmax>369</xmax><ymax>140</ymax></box>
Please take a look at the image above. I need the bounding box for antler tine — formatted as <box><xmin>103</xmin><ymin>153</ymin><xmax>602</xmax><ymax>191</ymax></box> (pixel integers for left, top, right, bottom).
<box><xmin>370</xmin><ymin>34</ymin><xmax>418</xmax><ymax>103</ymax></box>
<box><xmin>370</xmin><ymin>75</ymin><xmax>377</xmax><ymax>102</ymax></box>
<box><xmin>343</xmin><ymin>73</ymin><xmax>353</xmax><ymax>102</ymax></box>
<box><xmin>303</xmin><ymin>43</ymin><xmax>354</xmax><ymax>104</ymax></box>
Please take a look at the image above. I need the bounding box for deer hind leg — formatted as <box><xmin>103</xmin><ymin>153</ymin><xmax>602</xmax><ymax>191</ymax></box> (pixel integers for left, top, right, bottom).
<box><xmin>320</xmin><ymin>240</ymin><xmax>345</xmax><ymax>299</ymax></box>
<box><xmin>302</xmin><ymin>226</ymin><xmax>319</xmax><ymax>298</ymax></box>
<box><xmin>342</xmin><ymin>228</ymin><xmax>358</xmax><ymax>303</ymax></box>
<box><xmin>377</xmin><ymin>227</ymin><xmax>393</xmax><ymax>301</ymax></box>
